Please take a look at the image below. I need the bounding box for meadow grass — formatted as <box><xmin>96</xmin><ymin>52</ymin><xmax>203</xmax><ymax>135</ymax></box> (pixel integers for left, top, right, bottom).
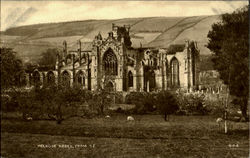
<box><xmin>1</xmin><ymin>114</ymin><xmax>249</xmax><ymax>158</ymax></box>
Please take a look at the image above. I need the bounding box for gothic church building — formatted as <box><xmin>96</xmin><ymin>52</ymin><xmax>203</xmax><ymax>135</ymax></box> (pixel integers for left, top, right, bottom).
<box><xmin>32</xmin><ymin>24</ymin><xmax>200</xmax><ymax>92</ymax></box>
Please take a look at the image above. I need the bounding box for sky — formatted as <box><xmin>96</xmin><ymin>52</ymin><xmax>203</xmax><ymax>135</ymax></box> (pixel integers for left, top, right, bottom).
<box><xmin>0</xmin><ymin>1</ymin><xmax>248</xmax><ymax>31</ymax></box>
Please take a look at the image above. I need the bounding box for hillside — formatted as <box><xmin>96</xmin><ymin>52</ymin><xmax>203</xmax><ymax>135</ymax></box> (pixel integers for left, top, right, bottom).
<box><xmin>0</xmin><ymin>15</ymin><xmax>220</xmax><ymax>65</ymax></box>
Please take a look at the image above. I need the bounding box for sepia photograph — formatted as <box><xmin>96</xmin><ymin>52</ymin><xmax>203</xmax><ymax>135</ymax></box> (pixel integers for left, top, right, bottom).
<box><xmin>0</xmin><ymin>1</ymin><xmax>249</xmax><ymax>157</ymax></box>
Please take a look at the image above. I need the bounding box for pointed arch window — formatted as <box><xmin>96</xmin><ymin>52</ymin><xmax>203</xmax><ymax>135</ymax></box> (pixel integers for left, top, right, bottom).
<box><xmin>83</xmin><ymin>77</ymin><xmax>85</xmax><ymax>87</ymax></box>
<box><xmin>76</xmin><ymin>70</ymin><xmax>86</xmax><ymax>88</ymax></box>
<box><xmin>62</xmin><ymin>71</ymin><xmax>71</xmax><ymax>87</ymax></box>
<box><xmin>128</xmin><ymin>71</ymin><xmax>133</xmax><ymax>87</ymax></box>
<box><xmin>47</xmin><ymin>71</ymin><xmax>55</xmax><ymax>85</ymax></box>
<box><xmin>103</xmin><ymin>48</ymin><xmax>118</xmax><ymax>75</ymax></box>
<box><xmin>78</xmin><ymin>75</ymin><xmax>82</xmax><ymax>84</ymax></box>
<box><xmin>42</xmin><ymin>73</ymin><xmax>46</xmax><ymax>84</ymax></box>
<box><xmin>170</xmin><ymin>57</ymin><xmax>179</xmax><ymax>87</ymax></box>
<box><xmin>33</xmin><ymin>71</ymin><xmax>40</xmax><ymax>85</ymax></box>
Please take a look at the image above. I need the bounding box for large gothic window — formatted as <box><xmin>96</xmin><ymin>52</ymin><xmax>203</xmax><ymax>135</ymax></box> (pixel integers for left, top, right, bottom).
<box><xmin>103</xmin><ymin>48</ymin><xmax>118</xmax><ymax>75</ymax></box>
<box><xmin>170</xmin><ymin>57</ymin><xmax>179</xmax><ymax>87</ymax></box>
<box><xmin>128</xmin><ymin>71</ymin><xmax>133</xmax><ymax>87</ymax></box>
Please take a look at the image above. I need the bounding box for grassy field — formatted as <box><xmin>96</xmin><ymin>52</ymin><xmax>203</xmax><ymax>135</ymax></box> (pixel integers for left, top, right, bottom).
<box><xmin>1</xmin><ymin>114</ymin><xmax>249</xmax><ymax>158</ymax></box>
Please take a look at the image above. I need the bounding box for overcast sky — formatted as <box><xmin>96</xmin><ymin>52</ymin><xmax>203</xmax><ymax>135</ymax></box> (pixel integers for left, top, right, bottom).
<box><xmin>1</xmin><ymin>1</ymin><xmax>248</xmax><ymax>31</ymax></box>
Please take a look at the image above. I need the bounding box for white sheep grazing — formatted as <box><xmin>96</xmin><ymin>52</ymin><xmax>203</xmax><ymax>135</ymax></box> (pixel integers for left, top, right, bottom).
<box><xmin>105</xmin><ymin>115</ymin><xmax>111</xmax><ymax>118</ymax></box>
<box><xmin>26</xmin><ymin>117</ymin><xmax>33</xmax><ymax>121</ymax></box>
<box><xmin>216</xmin><ymin>117</ymin><xmax>223</xmax><ymax>123</ymax></box>
<box><xmin>127</xmin><ymin>116</ymin><xmax>134</xmax><ymax>121</ymax></box>
<box><xmin>216</xmin><ymin>117</ymin><xmax>223</xmax><ymax>129</ymax></box>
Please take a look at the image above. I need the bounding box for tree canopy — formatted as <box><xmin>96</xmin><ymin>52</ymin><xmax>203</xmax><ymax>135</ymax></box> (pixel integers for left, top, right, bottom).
<box><xmin>206</xmin><ymin>5</ymin><xmax>249</xmax><ymax>119</ymax></box>
<box><xmin>38</xmin><ymin>48</ymin><xmax>61</xmax><ymax>70</ymax></box>
<box><xmin>1</xmin><ymin>47</ymin><xmax>25</xmax><ymax>90</ymax></box>
<box><xmin>156</xmin><ymin>91</ymin><xmax>179</xmax><ymax>121</ymax></box>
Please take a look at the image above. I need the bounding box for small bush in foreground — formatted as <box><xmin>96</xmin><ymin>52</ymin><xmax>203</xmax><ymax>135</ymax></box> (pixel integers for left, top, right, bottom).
<box><xmin>156</xmin><ymin>91</ymin><xmax>179</xmax><ymax>121</ymax></box>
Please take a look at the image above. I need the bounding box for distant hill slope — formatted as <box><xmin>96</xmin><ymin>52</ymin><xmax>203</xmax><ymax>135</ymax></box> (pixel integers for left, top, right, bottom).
<box><xmin>0</xmin><ymin>15</ymin><xmax>220</xmax><ymax>66</ymax></box>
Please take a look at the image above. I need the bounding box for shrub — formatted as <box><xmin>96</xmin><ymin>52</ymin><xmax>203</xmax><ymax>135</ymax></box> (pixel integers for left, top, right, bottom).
<box><xmin>156</xmin><ymin>91</ymin><xmax>179</xmax><ymax>121</ymax></box>
<box><xmin>125</xmin><ymin>92</ymin><xmax>144</xmax><ymax>104</ymax></box>
<box><xmin>125</xmin><ymin>92</ymin><xmax>157</xmax><ymax>114</ymax></box>
<box><xmin>143</xmin><ymin>93</ymin><xmax>157</xmax><ymax>112</ymax></box>
<box><xmin>1</xmin><ymin>94</ymin><xmax>18</xmax><ymax>112</ymax></box>
<box><xmin>176</xmin><ymin>92</ymin><xmax>210</xmax><ymax>115</ymax></box>
<box><xmin>125</xmin><ymin>92</ymin><xmax>144</xmax><ymax>113</ymax></box>
<box><xmin>17</xmin><ymin>90</ymin><xmax>44</xmax><ymax>120</ymax></box>
<box><xmin>45</xmin><ymin>85</ymin><xmax>89</xmax><ymax>123</ymax></box>
<box><xmin>15</xmin><ymin>85</ymin><xmax>90</xmax><ymax>123</ymax></box>
<box><xmin>204</xmin><ymin>99</ymin><xmax>224</xmax><ymax>117</ymax></box>
<box><xmin>114</xmin><ymin>92</ymin><xmax>124</xmax><ymax>104</ymax></box>
<box><xmin>88</xmin><ymin>89</ymin><xmax>113</xmax><ymax>115</ymax></box>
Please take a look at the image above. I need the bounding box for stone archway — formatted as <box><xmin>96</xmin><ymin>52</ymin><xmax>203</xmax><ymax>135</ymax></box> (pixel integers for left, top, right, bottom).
<box><xmin>61</xmin><ymin>70</ymin><xmax>71</xmax><ymax>87</ymax></box>
<box><xmin>105</xmin><ymin>81</ymin><xmax>114</xmax><ymax>91</ymax></box>
<box><xmin>33</xmin><ymin>71</ymin><xmax>40</xmax><ymax>86</ymax></box>
<box><xmin>76</xmin><ymin>70</ymin><xmax>85</xmax><ymax>88</ymax></box>
<box><xmin>47</xmin><ymin>71</ymin><xmax>55</xmax><ymax>85</ymax></box>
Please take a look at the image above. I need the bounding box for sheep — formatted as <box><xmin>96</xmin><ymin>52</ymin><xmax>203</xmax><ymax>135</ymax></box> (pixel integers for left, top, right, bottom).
<box><xmin>216</xmin><ymin>117</ymin><xmax>223</xmax><ymax>129</ymax></box>
<box><xmin>237</xmin><ymin>110</ymin><xmax>242</xmax><ymax>114</ymax></box>
<box><xmin>234</xmin><ymin>116</ymin><xmax>241</xmax><ymax>122</ymax></box>
<box><xmin>216</xmin><ymin>117</ymin><xmax>223</xmax><ymax>123</ymax></box>
<box><xmin>26</xmin><ymin>117</ymin><xmax>33</xmax><ymax>121</ymax></box>
<box><xmin>127</xmin><ymin>116</ymin><xmax>134</xmax><ymax>121</ymax></box>
<box><xmin>24</xmin><ymin>114</ymin><xmax>33</xmax><ymax>121</ymax></box>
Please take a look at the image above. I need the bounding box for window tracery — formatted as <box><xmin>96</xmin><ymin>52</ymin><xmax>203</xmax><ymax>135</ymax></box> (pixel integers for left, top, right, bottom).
<box><xmin>103</xmin><ymin>48</ymin><xmax>118</xmax><ymax>75</ymax></box>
